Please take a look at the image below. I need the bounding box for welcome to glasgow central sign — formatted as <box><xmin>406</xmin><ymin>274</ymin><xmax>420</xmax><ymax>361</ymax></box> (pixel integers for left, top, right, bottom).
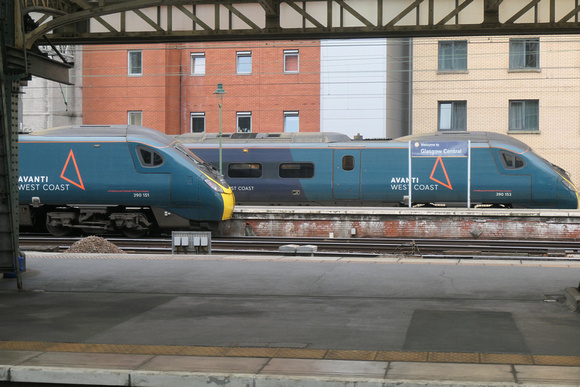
<box><xmin>411</xmin><ymin>141</ymin><xmax>469</xmax><ymax>158</ymax></box>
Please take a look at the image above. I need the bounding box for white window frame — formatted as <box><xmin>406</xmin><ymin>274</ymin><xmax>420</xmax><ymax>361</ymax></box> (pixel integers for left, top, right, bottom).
<box><xmin>190</xmin><ymin>112</ymin><xmax>205</xmax><ymax>133</ymax></box>
<box><xmin>190</xmin><ymin>53</ymin><xmax>206</xmax><ymax>76</ymax></box>
<box><xmin>438</xmin><ymin>101</ymin><xmax>467</xmax><ymax>131</ymax></box>
<box><xmin>236</xmin><ymin>51</ymin><xmax>252</xmax><ymax>74</ymax></box>
<box><xmin>509</xmin><ymin>100</ymin><xmax>539</xmax><ymax>132</ymax></box>
<box><xmin>284</xmin><ymin>50</ymin><xmax>299</xmax><ymax>73</ymax></box>
<box><xmin>128</xmin><ymin>50</ymin><xmax>142</xmax><ymax>76</ymax></box>
<box><xmin>438</xmin><ymin>41</ymin><xmax>467</xmax><ymax>72</ymax></box>
<box><xmin>237</xmin><ymin>112</ymin><xmax>252</xmax><ymax>133</ymax></box>
<box><xmin>509</xmin><ymin>38</ymin><xmax>540</xmax><ymax>70</ymax></box>
<box><xmin>283</xmin><ymin>111</ymin><xmax>299</xmax><ymax>132</ymax></box>
<box><xmin>128</xmin><ymin>111</ymin><xmax>142</xmax><ymax>126</ymax></box>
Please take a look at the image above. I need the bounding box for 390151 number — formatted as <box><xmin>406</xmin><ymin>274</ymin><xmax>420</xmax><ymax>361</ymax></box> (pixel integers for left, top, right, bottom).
<box><xmin>133</xmin><ymin>192</ymin><xmax>150</xmax><ymax>198</ymax></box>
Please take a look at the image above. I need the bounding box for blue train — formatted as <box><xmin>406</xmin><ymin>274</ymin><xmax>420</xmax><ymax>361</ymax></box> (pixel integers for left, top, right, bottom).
<box><xmin>19</xmin><ymin>125</ymin><xmax>235</xmax><ymax>236</ymax></box>
<box><xmin>177</xmin><ymin>131</ymin><xmax>579</xmax><ymax>209</ymax></box>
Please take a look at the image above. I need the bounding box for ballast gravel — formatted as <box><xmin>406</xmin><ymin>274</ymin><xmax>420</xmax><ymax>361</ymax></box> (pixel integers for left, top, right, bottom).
<box><xmin>65</xmin><ymin>235</ymin><xmax>126</xmax><ymax>254</ymax></box>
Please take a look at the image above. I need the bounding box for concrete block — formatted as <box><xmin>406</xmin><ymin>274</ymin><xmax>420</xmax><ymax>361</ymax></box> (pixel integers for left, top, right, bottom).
<box><xmin>279</xmin><ymin>244</ymin><xmax>299</xmax><ymax>254</ymax></box>
<box><xmin>261</xmin><ymin>358</ymin><xmax>387</xmax><ymax>378</ymax></box>
<box><xmin>131</xmin><ymin>371</ymin><xmax>254</xmax><ymax>387</ymax></box>
<box><xmin>296</xmin><ymin>245</ymin><xmax>318</xmax><ymax>255</ymax></box>
<box><xmin>9</xmin><ymin>366</ymin><xmax>129</xmax><ymax>385</ymax></box>
<box><xmin>515</xmin><ymin>364</ymin><xmax>580</xmax><ymax>385</ymax></box>
<box><xmin>0</xmin><ymin>366</ymin><xmax>8</xmax><ymax>381</ymax></box>
<box><xmin>385</xmin><ymin>362</ymin><xmax>514</xmax><ymax>383</ymax></box>
<box><xmin>256</xmin><ymin>374</ymin><xmax>384</xmax><ymax>387</ymax></box>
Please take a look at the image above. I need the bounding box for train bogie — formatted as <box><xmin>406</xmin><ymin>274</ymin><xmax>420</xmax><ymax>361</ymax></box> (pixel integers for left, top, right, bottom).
<box><xmin>177</xmin><ymin>131</ymin><xmax>578</xmax><ymax>210</ymax></box>
<box><xmin>19</xmin><ymin>125</ymin><xmax>234</xmax><ymax>236</ymax></box>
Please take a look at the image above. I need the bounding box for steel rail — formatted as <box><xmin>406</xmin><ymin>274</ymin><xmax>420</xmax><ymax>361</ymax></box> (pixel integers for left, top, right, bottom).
<box><xmin>18</xmin><ymin>235</ymin><xmax>580</xmax><ymax>260</ymax></box>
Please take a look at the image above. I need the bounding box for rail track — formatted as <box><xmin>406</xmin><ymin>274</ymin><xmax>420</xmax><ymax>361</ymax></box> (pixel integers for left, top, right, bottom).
<box><xmin>18</xmin><ymin>234</ymin><xmax>580</xmax><ymax>260</ymax></box>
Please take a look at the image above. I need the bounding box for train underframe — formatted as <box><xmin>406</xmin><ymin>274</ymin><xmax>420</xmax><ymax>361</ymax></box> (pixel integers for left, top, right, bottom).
<box><xmin>19</xmin><ymin>205</ymin><xmax>217</xmax><ymax>237</ymax></box>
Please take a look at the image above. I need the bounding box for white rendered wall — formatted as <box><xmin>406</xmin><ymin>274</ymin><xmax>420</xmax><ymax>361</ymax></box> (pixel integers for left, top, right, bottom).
<box><xmin>20</xmin><ymin>46</ymin><xmax>83</xmax><ymax>132</ymax></box>
<box><xmin>320</xmin><ymin>38</ymin><xmax>387</xmax><ymax>139</ymax></box>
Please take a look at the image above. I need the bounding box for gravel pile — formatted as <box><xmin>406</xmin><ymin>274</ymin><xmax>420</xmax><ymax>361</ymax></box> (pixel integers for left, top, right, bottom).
<box><xmin>65</xmin><ymin>235</ymin><xmax>126</xmax><ymax>254</ymax></box>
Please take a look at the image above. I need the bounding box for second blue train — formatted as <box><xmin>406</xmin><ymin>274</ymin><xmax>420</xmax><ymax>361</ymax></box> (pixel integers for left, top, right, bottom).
<box><xmin>177</xmin><ymin>131</ymin><xmax>579</xmax><ymax>209</ymax></box>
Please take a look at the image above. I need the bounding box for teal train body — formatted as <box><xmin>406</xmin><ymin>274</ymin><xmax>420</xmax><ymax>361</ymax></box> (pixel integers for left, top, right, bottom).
<box><xmin>19</xmin><ymin>125</ymin><xmax>234</xmax><ymax>236</ymax></box>
<box><xmin>178</xmin><ymin>131</ymin><xmax>578</xmax><ymax>209</ymax></box>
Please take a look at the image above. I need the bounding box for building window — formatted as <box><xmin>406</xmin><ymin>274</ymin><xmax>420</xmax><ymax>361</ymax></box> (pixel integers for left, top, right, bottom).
<box><xmin>509</xmin><ymin>100</ymin><xmax>539</xmax><ymax>132</ymax></box>
<box><xmin>190</xmin><ymin>53</ymin><xmax>205</xmax><ymax>75</ymax></box>
<box><xmin>284</xmin><ymin>50</ymin><xmax>299</xmax><ymax>73</ymax></box>
<box><xmin>279</xmin><ymin>163</ymin><xmax>315</xmax><ymax>179</ymax></box>
<box><xmin>128</xmin><ymin>50</ymin><xmax>142</xmax><ymax>76</ymax></box>
<box><xmin>509</xmin><ymin>38</ymin><xmax>539</xmax><ymax>70</ymax></box>
<box><xmin>438</xmin><ymin>101</ymin><xmax>466</xmax><ymax>131</ymax></box>
<box><xmin>128</xmin><ymin>111</ymin><xmax>142</xmax><ymax>126</ymax></box>
<box><xmin>283</xmin><ymin>111</ymin><xmax>299</xmax><ymax>132</ymax></box>
<box><xmin>190</xmin><ymin>112</ymin><xmax>205</xmax><ymax>133</ymax></box>
<box><xmin>237</xmin><ymin>112</ymin><xmax>252</xmax><ymax>133</ymax></box>
<box><xmin>438</xmin><ymin>41</ymin><xmax>467</xmax><ymax>72</ymax></box>
<box><xmin>236</xmin><ymin>51</ymin><xmax>252</xmax><ymax>74</ymax></box>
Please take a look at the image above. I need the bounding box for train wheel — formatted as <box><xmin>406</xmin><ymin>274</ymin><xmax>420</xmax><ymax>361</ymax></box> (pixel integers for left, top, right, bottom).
<box><xmin>117</xmin><ymin>212</ymin><xmax>152</xmax><ymax>238</ymax></box>
<box><xmin>46</xmin><ymin>223</ymin><xmax>72</xmax><ymax>237</ymax></box>
<box><xmin>121</xmin><ymin>227</ymin><xmax>148</xmax><ymax>238</ymax></box>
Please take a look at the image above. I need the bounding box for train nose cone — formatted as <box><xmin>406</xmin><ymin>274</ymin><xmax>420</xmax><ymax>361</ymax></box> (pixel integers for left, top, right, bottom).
<box><xmin>221</xmin><ymin>190</ymin><xmax>235</xmax><ymax>220</ymax></box>
<box><xmin>558</xmin><ymin>178</ymin><xmax>579</xmax><ymax>209</ymax></box>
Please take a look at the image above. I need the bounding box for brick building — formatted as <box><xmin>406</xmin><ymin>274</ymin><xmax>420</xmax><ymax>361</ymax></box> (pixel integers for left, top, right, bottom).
<box><xmin>82</xmin><ymin>41</ymin><xmax>321</xmax><ymax>135</ymax></box>
<box><xmin>82</xmin><ymin>38</ymin><xmax>412</xmax><ymax>139</ymax></box>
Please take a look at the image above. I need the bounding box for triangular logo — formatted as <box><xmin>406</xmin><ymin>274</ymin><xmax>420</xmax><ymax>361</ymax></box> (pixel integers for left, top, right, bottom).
<box><xmin>429</xmin><ymin>157</ymin><xmax>453</xmax><ymax>190</ymax></box>
<box><xmin>60</xmin><ymin>149</ymin><xmax>85</xmax><ymax>190</ymax></box>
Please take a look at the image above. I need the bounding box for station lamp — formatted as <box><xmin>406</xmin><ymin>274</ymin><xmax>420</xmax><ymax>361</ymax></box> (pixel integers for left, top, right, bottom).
<box><xmin>213</xmin><ymin>83</ymin><xmax>226</xmax><ymax>175</ymax></box>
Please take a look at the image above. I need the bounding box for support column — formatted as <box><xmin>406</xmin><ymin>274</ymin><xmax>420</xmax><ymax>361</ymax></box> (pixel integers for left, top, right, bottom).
<box><xmin>0</xmin><ymin>1</ymin><xmax>22</xmax><ymax>289</ymax></box>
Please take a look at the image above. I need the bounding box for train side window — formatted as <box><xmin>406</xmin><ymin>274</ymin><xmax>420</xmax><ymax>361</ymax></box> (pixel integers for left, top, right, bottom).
<box><xmin>137</xmin><ymin>146</ymin><xmax>164</xmax><ymax>167</ymax></box>
<box><xmin>342</xmin><ymin>155</ymin><xmax>355</xmax><ymax>171</ymax></box>
<box><xmin>228</xmin><ymin>163</ymin><xmax>262</xmax><ymax>178</ymax></box>
<box><xmin>279</xmin><ymin>163</ymin><xmax>314</xmax><ymax>178</ymax></box>
<box><xmin>499</xmin><ymin>150</ymin><xmax>525</xmax><ymax>169</ymax></box>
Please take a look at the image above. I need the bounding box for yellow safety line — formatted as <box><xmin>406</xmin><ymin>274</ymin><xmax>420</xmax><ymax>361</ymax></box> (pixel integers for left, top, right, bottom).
<box><xmin>1</xmin><ymin>341</ymin><xmax>579</xmax><ymax>366</ymax></box>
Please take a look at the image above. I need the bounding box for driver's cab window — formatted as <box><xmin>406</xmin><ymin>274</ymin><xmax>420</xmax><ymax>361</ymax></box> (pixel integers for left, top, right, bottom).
<box><xmin>499</xmin><ymin>150</ymin><xmax>525</xmax><ymax>169</ymax></box>
<box><xmin>137</xmin><ymin>146</ymin><xmax>164</xmax><ymax>167</ymax></box>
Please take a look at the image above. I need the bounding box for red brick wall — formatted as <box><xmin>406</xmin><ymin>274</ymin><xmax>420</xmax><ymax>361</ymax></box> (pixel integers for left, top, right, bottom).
<box><xmin>83</xmin><ymin>41</ymin><xmax>321</xmax><ymax>135</ymax></box>
<box><xmin>219</xmin><ymin>212</ymin><xmax>580</xmax><ymax>240</ymax></box>
<box><xmin>83</xmin><ymin>43</ymin><xmax>176</xmax><ymax>131</ymax></box>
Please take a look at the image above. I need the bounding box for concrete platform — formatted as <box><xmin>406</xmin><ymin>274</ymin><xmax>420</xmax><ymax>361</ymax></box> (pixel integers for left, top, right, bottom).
<box><xmin>2</xmin><ymin>342</ymin><xmax>580</xmax><ymax>386</ymax></box>
<box><xmin>221</xmin><ymin>206</ymin><xmax>580</xmax><ymax>240</ymax></box>
<box><xmin>1</xmin><ymin>252</ymin><xmax>579</xmax><ymax>386</ymax></box>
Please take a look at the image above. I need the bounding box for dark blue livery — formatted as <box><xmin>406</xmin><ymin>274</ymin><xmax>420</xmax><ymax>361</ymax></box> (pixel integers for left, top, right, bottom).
<box><xmin>177</xmin><ymin>131</ymin><xmax>578</xmax><ymax>209</ymax></box>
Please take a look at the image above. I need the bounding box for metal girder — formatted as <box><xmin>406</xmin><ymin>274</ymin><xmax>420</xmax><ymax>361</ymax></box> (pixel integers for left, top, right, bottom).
<box><xmin>27</xmin><ymin>50</ymin><xmax>72</xmax><ymax>84</ymax></box>
<box><xmin>17</xmin><ymin>0</ymin><xmax>580</xmax><ymax>46</ymax></box>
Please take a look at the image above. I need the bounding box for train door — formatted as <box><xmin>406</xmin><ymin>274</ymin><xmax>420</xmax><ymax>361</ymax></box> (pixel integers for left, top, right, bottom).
<box><xmin>333</xmin><ymin>150</ymin><xmax>361</xmax><ymax>200</ymax></box>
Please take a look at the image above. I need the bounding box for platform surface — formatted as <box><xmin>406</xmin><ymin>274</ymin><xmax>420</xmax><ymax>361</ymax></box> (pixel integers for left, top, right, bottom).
<box><xmin>233</xmin><ymin>205</ymin><xmax>580</xmax><ymax>217</ymax></box>
<box><xmin>1</xmin><ymin>252</ymin><xmax>579</xmax><ymax>386</ymax></box>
